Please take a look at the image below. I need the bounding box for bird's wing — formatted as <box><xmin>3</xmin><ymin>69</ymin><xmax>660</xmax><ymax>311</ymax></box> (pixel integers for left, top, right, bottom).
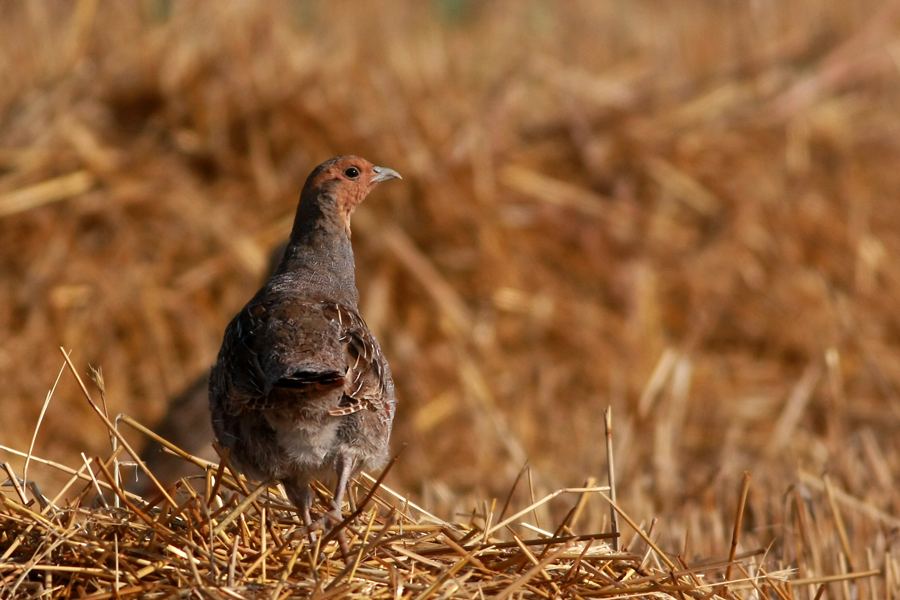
<box><xmin>210</xmin><ymin>295</ymin><xmax>347</xmax><ymax>413</ymax></box>
<box><xmin>322</xmin><ymin>303</ymin><xmax>392</xmax><ymax>417</ymax></box>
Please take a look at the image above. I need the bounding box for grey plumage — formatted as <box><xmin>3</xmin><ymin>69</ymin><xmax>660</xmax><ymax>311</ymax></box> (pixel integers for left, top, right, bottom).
<box><xmin>209</xmin><ymin>156</ymin><xmax>400</xmax><ymax>548</ymax></box>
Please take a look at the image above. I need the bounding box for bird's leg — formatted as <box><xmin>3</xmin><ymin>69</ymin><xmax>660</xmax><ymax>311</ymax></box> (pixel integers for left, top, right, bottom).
<box><xmin>283</xmin><ymin>478</ymin><xmax>319</xmax><ymax>545</ymax></box>
<box><xmin>330</xmin><ymin>455</ymin><xmax>357</xmax><ymax>557</ymax></box>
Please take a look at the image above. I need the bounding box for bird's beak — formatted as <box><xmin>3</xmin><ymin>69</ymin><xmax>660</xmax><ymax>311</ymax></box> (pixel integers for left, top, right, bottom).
<box><xmin>371</xmin><ymin>166</ymin><xmax>402</xmax><ymax>183</ymax></box>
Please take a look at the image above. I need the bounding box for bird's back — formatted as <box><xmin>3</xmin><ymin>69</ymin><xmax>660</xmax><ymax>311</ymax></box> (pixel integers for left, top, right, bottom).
<box><xmin>209</xmin><ymin>285</ymin><xmax>395</xmax><ymax>480</ymax></box>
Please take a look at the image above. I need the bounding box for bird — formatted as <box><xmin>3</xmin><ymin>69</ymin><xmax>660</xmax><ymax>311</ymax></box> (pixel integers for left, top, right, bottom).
<box><xmin>209</xmin><ymin>156</ymin><xmax>400</xmax><ymax>551</ymax></box>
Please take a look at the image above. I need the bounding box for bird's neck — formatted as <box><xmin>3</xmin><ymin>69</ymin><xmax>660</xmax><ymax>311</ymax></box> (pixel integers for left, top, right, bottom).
<box><xmin>272</xmin><ymin>193</ymin><xmax>360</xmax><ymax>307</ymax></box>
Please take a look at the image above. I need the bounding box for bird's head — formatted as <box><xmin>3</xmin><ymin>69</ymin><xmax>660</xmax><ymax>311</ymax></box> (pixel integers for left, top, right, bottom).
<box><xmin>301</xmin><ymin>155</ymin><xmax>401</xmax><ymax>236</ymax></box>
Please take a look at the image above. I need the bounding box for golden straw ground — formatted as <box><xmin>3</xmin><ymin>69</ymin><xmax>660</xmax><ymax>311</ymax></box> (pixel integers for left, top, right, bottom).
<box><xmin>2</xmin><ymin>2</ymin><xmax>900</xmax><ymax>598</ymax></box>
<box><xmin>0</xmin><ymin>352</ymin><xmax>889</xmax><ymax>598</ymax></box>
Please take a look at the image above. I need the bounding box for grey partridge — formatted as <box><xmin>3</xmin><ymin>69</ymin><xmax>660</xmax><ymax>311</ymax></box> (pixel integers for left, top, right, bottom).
<box><xmin>209</xmin><ymin>156</ymin><xmax>400</xmax><ymax>548</ymax></box>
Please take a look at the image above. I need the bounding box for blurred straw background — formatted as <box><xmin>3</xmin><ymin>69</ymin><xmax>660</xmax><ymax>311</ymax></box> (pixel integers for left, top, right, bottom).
<box><xmin>3</xmin><ymin>0</ymin><xmax>900</xmax><ymax>575</ymax></box>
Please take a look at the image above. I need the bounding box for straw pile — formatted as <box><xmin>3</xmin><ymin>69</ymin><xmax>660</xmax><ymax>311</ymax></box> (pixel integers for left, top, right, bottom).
<box><xmin>0</xmin><ymin>354</ymin><xmax>889</xmax><ymax>598</ymax></box>
<box><xmin>0</xmin><ymin>464</ymin><xmax>765</xmax><ymax>600</ymax></box>
<box><xmin>0</xmin><ymin>368</ymin><xmax>841</xmax><ymax>598</ymax></box>
<box><xmin>3</xmin><ymin>0</ymin><xmax>900</xmax><ymax>597</ymax></box>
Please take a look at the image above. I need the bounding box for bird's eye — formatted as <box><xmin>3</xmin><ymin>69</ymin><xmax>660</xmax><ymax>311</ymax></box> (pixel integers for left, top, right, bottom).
<box><xmin>344</xmin><ymin>167</ymin><xmax>360</xmax><ymax>179</ymax></box>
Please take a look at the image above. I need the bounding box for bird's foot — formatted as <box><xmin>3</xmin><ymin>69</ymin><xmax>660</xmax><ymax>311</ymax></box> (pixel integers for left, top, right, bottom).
<box><xmin>289</xmin><ymin>519</ymin><xmax>323</xmax><ymax>545</ymax></box>
<box><xmin>325</xmin><ymin>508</ymin><xmax>351</xmax><ymax>559</ymax></box>
<box><xmin>334</xmin><ymin>528</ymin><xmax>351</xmax><ymax>559</ymax></box>
<box><xmin>291</xmin><ymin>507</ymin><xmax>351</xmax><ymax>558</ymax></box>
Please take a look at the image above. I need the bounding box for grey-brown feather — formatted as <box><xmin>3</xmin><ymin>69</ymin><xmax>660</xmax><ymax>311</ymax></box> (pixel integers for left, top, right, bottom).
<box><xmin>208</xmin><ymin>156</ymin><xmax>398</xmax><ymax>540</ymax></box>
<box><xmin>209</xmin><ymin>295</ymin><xmax>395</xmax><ymax>482</ymax></box>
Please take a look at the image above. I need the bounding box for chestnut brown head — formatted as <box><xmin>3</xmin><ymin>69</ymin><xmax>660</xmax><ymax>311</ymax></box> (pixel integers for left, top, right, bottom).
<box><xmin>301</xmin><ymin>155</ymin><xmax>401</xmax><ymax>234</ymax></box>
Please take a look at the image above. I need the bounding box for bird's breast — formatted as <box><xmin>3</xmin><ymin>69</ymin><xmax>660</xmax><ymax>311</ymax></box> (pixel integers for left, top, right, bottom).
<box><xmin>265</xmin><ymin>392</ymin><xmax>343</xmax><ymax>470</ymax></box>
